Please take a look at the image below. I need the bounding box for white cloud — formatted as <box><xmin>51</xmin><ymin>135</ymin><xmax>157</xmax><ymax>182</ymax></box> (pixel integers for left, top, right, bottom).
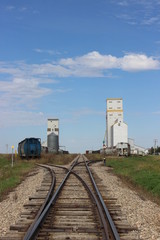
<box><xmin>112</xmin><ymin>0</ymin><xmax>160</xmax><ymax>27</ymax></box>
<box><xmin>34</xmin><ymin>48</ymin><xmax>61</xmax><ymax>55</ymax></box>
<box><xmin>0</xmin><ymin>51</ymin><xmax>159</xmax><ymax>112</ymax></box>
<box><xmin>6</xmin><ymin>5</ymin><xmax>28</xmax><ymax>12</ymax></box>
<box><xmin>0</xmin><ymin>52</ymin><xmax>159</xmax><ymax>83</ymax></box>
<box><xmin>19</xmin><ymin>7</ymin><xmax>27</xmax><ymax>12</ymax></box>
<box><xmin>6</xmin><ymin>6</ymin><xmax>15</xmax><ymax>11</ymax></box>
<box><xmin>60</xmin><ymin>51</ymin><xmax>118</xmax><ymax>69</ymax></box>
<box><xmin>59</xmin><ymin>108</ymin><xmax>105</xmax><ymax>125</ymax></box>
<box><xmin>119</xmin><ymin>54</ymin><xmax>160</xmax><ymax>71</ymax></box>
<box><xmin>53</xmin><ymin>88</ymin><xmax>72</xmax><ymax>93</ymax></box>
<box><xmin>60</xmin><ymin>51</ymin><xmax>160</xmax><ymax>73</ymax></box>
<box><xmin>0</xmin><ymin>61</ymin><xmax>60</xmax><ymax>109</ymax></box>
<box><xmin>31</xmin><ymin>63</ymin><xmax>72</xmax><ymax>77</ymax></box>
<box><xmin>0</xmin><ymin>111</ymin><xmax>46</xmax><ymax>128</ymax></box>
<box><xmin>142</xmin><ymin>17</ymin><xmax>160</xmax><ymax>25</ymax></box>
<box><xmin>117</xmin><ymin>1</ymin><xmax>129</xmax><ymax>6</ymax></box>
<box><xmin>0</xmin><ymin>51</ymin><xmax>159</xmax><ymax>129</ymax></box>
<box><xmin>0</xmin><ymin>76</ymin><xmax>52</xmax><ymax>109</ymax></box>
<box><xmin>72</xmin><ymin>108</ymin><xmax>105</xmax><ymax>119</ymax></box>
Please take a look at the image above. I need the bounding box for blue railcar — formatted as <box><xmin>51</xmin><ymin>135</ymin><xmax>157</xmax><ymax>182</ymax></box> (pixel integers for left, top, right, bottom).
<box><xmin>18</xmin><ymin>138</ymin><xmax>41</xmax><ymax>159</ymax></box>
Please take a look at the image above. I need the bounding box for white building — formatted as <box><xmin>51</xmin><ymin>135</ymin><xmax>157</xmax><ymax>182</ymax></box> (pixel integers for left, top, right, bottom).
<box><xmin>41</xmin><ymin>119</ymin><xmax>59</xmax><ymax>152</ymax></box>
<box><xmin>112</xmin><ymin>120</ymin><xmax>128</xmax><ymax>146</ymax></box>
<box><xmin>47</xmin><ymin>119</ymin><xmax>59</xmax><ymax>136</ymax></box>
<box><xmin>128</xmin><ymin>138</ymin><xmax>148</xmax><ymax>155</ymax></box>
<box><xmin>106</xmin><ymin>98</ymin><xmax>128</xmax><ymax>148</ymax></box>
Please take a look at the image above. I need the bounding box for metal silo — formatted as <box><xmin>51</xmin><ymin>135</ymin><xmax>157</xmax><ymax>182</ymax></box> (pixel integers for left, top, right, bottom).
<box><xmin>47</xmin><ymin>132</ymin><xmax>59</xmax><ymax>153</ymax></box>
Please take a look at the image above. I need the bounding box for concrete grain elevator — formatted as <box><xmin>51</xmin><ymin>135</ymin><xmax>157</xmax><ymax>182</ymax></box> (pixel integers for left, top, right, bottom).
<box><xmin>47</xmin><ymin>119</ymin><xmax>59</xmax><ymax>153</ymax></box>
<box><xmin>106</xmin><ymin>98</ymin><xmax>128</xmax><ymax>148</ymax></box>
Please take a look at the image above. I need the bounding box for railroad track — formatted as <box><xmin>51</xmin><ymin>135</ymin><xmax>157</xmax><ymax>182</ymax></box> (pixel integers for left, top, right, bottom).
<box><xmin>1</xmin><ymin>155</ymin><xmax>137</xmax><ymax>240</ymax></box>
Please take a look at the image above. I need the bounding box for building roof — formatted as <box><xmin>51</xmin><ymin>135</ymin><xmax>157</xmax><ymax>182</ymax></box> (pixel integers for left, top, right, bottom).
<box><xmin>48</xmin><ymin>118</ymin><xmax>59</xmax><ymax>121</ymax></box>
<box><xmin>107</xmin><ymin>98</ymin><xmax>122</xmax><ymax>101</ymax></box>
<box><xmin>111</xmin><ymin>120</ymin><xmax>128</xmax><ymax>127</ymax></box>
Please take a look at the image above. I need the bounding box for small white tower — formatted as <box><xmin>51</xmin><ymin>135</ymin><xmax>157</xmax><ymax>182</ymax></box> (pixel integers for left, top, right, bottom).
<box><xmin>47</xmin><ymin>119</ymin><xmax>59</xmax><ymax>136</ymax></box>
<box><xmin>47</xmin><ymin>119</ymin><xmax>59</xmax><ymax>153</ymax></box>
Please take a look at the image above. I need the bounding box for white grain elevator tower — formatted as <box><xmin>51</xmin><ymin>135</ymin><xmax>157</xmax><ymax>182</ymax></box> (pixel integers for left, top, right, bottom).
<box><xmin>47</xmin><ymin>119</ymin><xmax>59</xmax><ymax>136</ymax></box>
<box><xmin>47</xmin><ymin>119</ymin><xmax>59</xmax><ymax>153</ymax></box>
<box><xmin>106</xmin><ymin>98</ymin><xmax>128</xmax><ymax>148</ymax></box>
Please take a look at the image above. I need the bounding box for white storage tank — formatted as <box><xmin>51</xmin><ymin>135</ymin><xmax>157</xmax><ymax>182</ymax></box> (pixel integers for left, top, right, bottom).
<box><xmin>47</xmin><ymin>132</ymin><xmax>59</xmax><ymax>153</ymax></box>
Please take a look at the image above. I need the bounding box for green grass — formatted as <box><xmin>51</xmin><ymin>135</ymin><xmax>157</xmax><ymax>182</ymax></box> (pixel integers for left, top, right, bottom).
<box><xmin>39</xmin><ymin>153</ymin><xmax>77</xmax><ymax>165</ymax></box>
<box><xmin>0</xmin><ymin>154</ymin><xmax>35</xmax><ymax>200</ymax></box>
<box><xmin>107</xmin><ymin>156</ymin><xmax>160</xmax><ymax>199</ymax></box>
<box><xmin>0</xmin><ymin>153</ymin><xmax>77</xmax><ymax>201</ymax></box>
<box><xmin>86</xmin><ymin>154</ymin><xmax>160</xmax><ymax>202</ymax></box>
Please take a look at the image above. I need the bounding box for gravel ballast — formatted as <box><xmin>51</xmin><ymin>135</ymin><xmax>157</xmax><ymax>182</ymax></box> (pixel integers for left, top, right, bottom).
<box><xmin>0</xmin><ymin>168</ymin><xmax>44</xmax><ymax>237</ymax></box>
<box><xmin>91</xmin><ymin>163</ymin><xmax>160</xmax><ymax>240</ymax></box>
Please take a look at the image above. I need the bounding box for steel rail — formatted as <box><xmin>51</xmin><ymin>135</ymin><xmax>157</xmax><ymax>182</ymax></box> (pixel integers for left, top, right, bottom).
<box><xmin>47</xmin><ymin>154</ymin><xmax>84</xmax><ymax>171</ymax></box>
<box><xmin>47</xmin><ymin>163</ymin><xmax>69</xmax><ymax>172</ymax></box>
<box><xmin>71</xmin><ymin>170</ymin><xmax>110</xmax><ymax>240</ymax></box>
<box><xmin>47</xmin><ymin>159</ymin><xmax>89</xmax><ymax>172</ymax></box>
<box><xmin>87</xmin><ymin>159</ymin><xmax>103</xmax><ymax>165</ymax></box>
<box><xmin>23</xmin><ymin>164</ymin><xmax>56</xmax><ymax>240</ymax></box>
<box><xmin>84</xmin><ymin>156</ymin><xmax>121</xmax><ymax>240</ymax></box>
<box><xmin>23</xmin><ymin>155</ymin><xmax>80</xmax><ymax>240</ymax></box>
<box><xmin>49</xmin><ymin>159</ymin><xmax>110</xmax><ymax>239</ymax></box>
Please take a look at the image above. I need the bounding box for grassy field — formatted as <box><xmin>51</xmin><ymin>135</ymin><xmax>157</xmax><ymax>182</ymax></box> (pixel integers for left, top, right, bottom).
<box><xmin>86</xmin><ymin>154</ymin><xmax>160</xmax><ymax>204</ymax></box>
<box><xmin>0</xmin><ymin>153</ymin><xmax>77</xmax><ymax>201</ymax></box>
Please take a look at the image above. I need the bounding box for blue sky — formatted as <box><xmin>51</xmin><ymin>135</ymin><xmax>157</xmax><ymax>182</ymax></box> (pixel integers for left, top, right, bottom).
<box><xmin>0</xmin><ymin>0</ymin><xmax>160</xmax><ymax>153</ymax></box>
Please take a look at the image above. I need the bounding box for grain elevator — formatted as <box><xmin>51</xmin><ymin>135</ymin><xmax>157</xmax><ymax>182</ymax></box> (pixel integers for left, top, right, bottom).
<box><xmin>47</xmin><ymin>119</ymin><xmax>59</xmax><ymax>153</ymax></box>
<box><xmin>106</xmin><ymin>98</ymin><xmax>128</xmax><ymax>148</ymax></box>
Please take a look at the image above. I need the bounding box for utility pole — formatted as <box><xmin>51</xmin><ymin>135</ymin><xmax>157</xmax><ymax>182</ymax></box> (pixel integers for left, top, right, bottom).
<box><xmin>6</xmin><ymin>144</ymin><xmax>8</xmax><ymax>154</ymax></box>
<box><xmin>154</xmin><ymin>139</ymin><xmax>158</xmax><ymax>155</ymax></box>
<box><xmin>11</xmin><ymin>146</ymin><xmax>15</xmax><ymax>167</ymax></box>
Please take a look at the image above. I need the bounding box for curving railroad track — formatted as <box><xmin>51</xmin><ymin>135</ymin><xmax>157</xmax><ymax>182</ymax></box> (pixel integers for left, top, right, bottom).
<box><xmin>1</xmin><ymin>155</ymin><xmax>137</xmax><ymax>240</ymax></box>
